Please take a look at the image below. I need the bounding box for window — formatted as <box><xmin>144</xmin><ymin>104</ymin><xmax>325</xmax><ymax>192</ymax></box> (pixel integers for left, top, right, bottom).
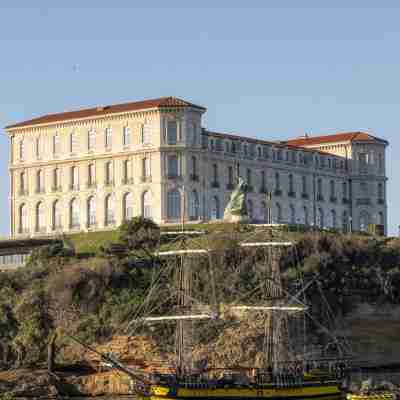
<box><xmin>142</xmin><ymin>123</ymin><xmax>152</xmax><ymax>145</ymax></box>
<box><xmin>167</xmin><ymin>189</ymin><xmax>181</xmax><ymax>219</ymax></box>
<box><xmin>142</xmin><ymin>191</ymin><xmax>152</xmax><ymax>219</ymax></box>
<box><xmin>70</xmin><ymin>131</ymin><xmax>78</xmax><ymax>153</ymax></box>
<box><xmin>343</xmin><ymin>182</ymin><xmax>347</xmax><ymax>199</ymax></box>
<box><xmin>123</xmin><ymin>192</ymin><xmax>134</xmax><ymax>221</ymax></box>
<box><xmin>105</xmin><ymin>127</ymin><xmax>112</xmax><ymax>149</ymax></box>
<box><xmin>105</xmin><ymin>161</ymin><xmax>113</xmax><ymax>185</ymax></box>
<box><xmin>105</xmin><ymin>194</ymin><xmax>115</xmax><ymax>225</ymax></box>
<box><xmin>142</xmin><ymin>157</ymin><xmax>151</xmax><ymax>178</ymax></box>
<box><xmin>261</xmin><ymin>201</ymin><xmax>267</xmax><ymax>222</ymax></box>
<box><xmin>317</xmin><ymin>178</ymin><xmax>323</xmax><ymax>197</ymax></box>
<box><xmin>289</xmin><ymin>174</ymin><xmax>294</xmax><ymax>193</ymax></box>
<box><xmin>210</xmin><ymin>196</ymin><xmax>220</xmax><ymax>220</ymax></box>
<box><xmin>378</xmin><ymin>182</ymin><xmax>383</xmax><ymax>200</ymax></box>
<box><xmin>275</xmin><ymin>203</ymin><xmax>282</xmax><ymax>223</ymax></box>
<box><xmin>71</xmin><ymin>166</ymin><xmax>79</xmax><ymax>190</ymax></box>
<box><xmin>70</xmin><ymin>198</ymin><xmax>80</xmax><ymax>228</ymax></box>
<box><xmin>261</xmin><ymin>170</ymin><xmax>266</xmax><ymax>189</ymax></box>
<box><xmin>359</xmin><ymin>211</ymin><xmax>370</xmax><ymax>232</ymax></box>
<box><xmin>123</xmin><ymin>126</ymin><xmax>131</xmax><ymax>147</ymax></box>
<box><xmin>330</xmin><ymin>209</ymin><xmax>337</xmax><ymax>229</ymax></box>
<box><xmin>167</xmin><ymin>120</ymin><xmax>177</xmax><ymax>145</ymax></box>
<box><xmin>19</xmin><ymin>139</ymin><xmax>25</xmax><ymax>161</ymax></box>
<box><xmin>87</xmin><ymin>196</ymin><xmax>96</xmax><ymax>227</ymax></box>
<box><xmin>187</xmin><ymin>122</ymin><xmax>196</xmax><ymax>146</ymax></box>
<box><xmin>19</xmin><ymin>203</ymin><xmax>28</xmax><ymax>233</ymax></box>
<box><xmin>167</xmin><ymin>154</ymin><xmax>179</xmax><ymax>178</ymax></box>
<box><xmin>53</xmin><ymin>133</ymin><xmax>60</xmax><ymax>156</ymax></box>
<box><xmin>302</xmin><ymin>176</ymin><xmax>307</xmax><ymax>194</ymax></box>
<box><xmin>88</xmin><ymin>164</ymin><xmax>95</xmax><ymax>186</ymax></box>
<box><xmin>228</xmin><ymin>166</ymin><xmax>234</xmax><ymax>186</ymax></box>
<box><xmin>189</xmin><ymin>190</ymin><xmax>199</xmax><ymax>220</ymax></box>
<box><xmin>330</xmin><ymin>180</ymin><xmax>335</xmax><ymax>198</ymax></box>
<box><xmin>88</xmin><ymin>129</ymin><xmax>96</xmax><ymax>151</ymax></box>
<box><xmin>123</xmin><ymin>160</ymin><xmax>131</xmax><ymax>184</ymax></box>
<box><xmin>191</xmin><ymin>156</ymin><xmax>197</xmax><ymax>178</ymax></box>
<box><xmin>342</xmin><ymin>211</ymin><xmax>349</xmax><ymax>233</ymax></box>
<box><xmin>36</xmin><ymin>136</ymin><xmax>42</xmax><ymax>159</ymax></box>
<box><xmin>212</xmin><ymin>164</ymin><xmax>218</xmax><ymax>183</ymax></box>
<box><xmin>317</xmin><ymin>208</ymin><xmax>324</xmax><ymax>228</ymax></box>
<box><xmin>20</xmin><ymin>171</ymin><xmax>27</xmax><ymax>194</ymax></box>
<box><xmin>247</xmin><ymin>199</ymin><xmax>253</xmax><ymax>220</ymax></box>
<box><xmin>275</xmin><ymin>172</ymin><xmax>280</xmax><ymax>190</ymax></box>
<box><xmin>378</xmin><ymin>211</ymin><xmax>384</xmax><ymax>226</ymax></box>
<box><xmin>53</xmin><ymin>168</ymin><xmax>61</xmax><ymax>190</ymax></box>
<box><xmin>36</xmin><ymin>202</ymin><xmax>45</xmax><ymax>232</ymax></box>
<box><xmin>36</xmin><ymin>170</ymin><xmax>44</xmax><ymax>193</ymax></box>
<box><xmin>303</xmin><ymin>206</ymin><xmax>309</xmax><ymax>225</ymax></box>
<box><xmin>290</xmin><ymin>204</ymin><xmax>295</xmax><ymax>224</ymax></box>
<box><xmin>53</xmin><ymin>200</ymin><xmax>62</xmax><ymax>230</ymax></box>
<box><xmin>246</xmin><ymin>168</ymin><xmax>252</xmax><ymax>187</ymax></box>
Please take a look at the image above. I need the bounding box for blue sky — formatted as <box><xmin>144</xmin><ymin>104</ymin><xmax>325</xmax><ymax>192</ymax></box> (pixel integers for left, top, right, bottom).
<box><xmin>1</xmin><ymin>2</ymin><xmax>399</xmax><ymax>235</ymax></box>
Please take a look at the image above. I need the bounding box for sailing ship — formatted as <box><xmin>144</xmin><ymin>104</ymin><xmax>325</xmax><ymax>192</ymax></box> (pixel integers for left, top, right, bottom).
<box><xmin>100</xmin><ymin>235</ymin><xmax>350</xmax><ymax>400</ymax></box>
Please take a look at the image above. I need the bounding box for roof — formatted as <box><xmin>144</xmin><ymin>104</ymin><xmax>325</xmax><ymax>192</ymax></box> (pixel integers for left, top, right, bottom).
<box><xmin>284</xmin><ymin>132</ymin><xmax>388</xmax><ymax>147</ymax></box>
<box><xmin>5</xmin><ymin>96</ymin><xmax>206</xmax><ymax>130</ymax></box>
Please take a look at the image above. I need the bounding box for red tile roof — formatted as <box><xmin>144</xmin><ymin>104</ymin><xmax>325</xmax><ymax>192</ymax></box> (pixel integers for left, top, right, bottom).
<box><xmin>284</xmin><ymin>132</ymin><xmax>388</xmax><ymax>146</ymax></box>
<box><xmin>5</xmin><ymin>96</ymin><xmax>206</xmax><ymax>129</ymax></box>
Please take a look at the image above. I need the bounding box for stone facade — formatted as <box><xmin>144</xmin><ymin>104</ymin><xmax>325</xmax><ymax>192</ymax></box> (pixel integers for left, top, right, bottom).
<box><xmin>5</xmin><ymin>97</ymin><xmax>388</xmax><ymax>237</ymax></box>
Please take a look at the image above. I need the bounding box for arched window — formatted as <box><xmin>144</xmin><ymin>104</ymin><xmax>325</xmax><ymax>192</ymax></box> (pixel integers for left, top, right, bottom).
<box><xmin>331</xmin><ymin>209</ymin><xmax>337</xmax><ymax>228</ymax></box>
<box><xmin>70</xmin><ymin>198</ymin><xmax>80</xmax><ymax>228</ymax></box>
<box><xmin>105</xmin><ymin>161</ymin><xmax>113</xmax><ymax>185</ymax></box>
<box><xmin>36</xmin><ymin>170</ymin><xmax>44</xmax><ymax>193</ymax></box>
<box><xmin>142</xmin><ymin>191</ymin><xmax>152</xmax><ymax>219</ymax></box>
<box><xmin>53</xmin><ymin>132</ymin><xmax>60</xmax><ymax>155</ymax></box>
<box><xmin>105</xmin><ymin>194</ymin><xmax>115</xmax><ymax>226</ymax></box>
<box><xmin>359</xmin><ymin>211</ymin><xmax>370</xmax><ymax>232</ymax></box>
<box><xmin>123</xmin><ymin>192</ymin><xmax>134</xmax><ymax>221</ymax></box>
<box><xmin>189</xmin><ymin>190</ymin><xmax>199</xmax><ymax>220</ymax></box>
<box><xmin>210</xmin><ymin>196</ymin><xmax>220</xmax><ymax>220</ymax></box>
<box><xmin>19</xmin><ymin>203</ymin><xmax>28</xmax><ymax>233</ymax></box>
<box><xmin>342</xmin><ymin>211</ymin><xmax>349</xmax><ymax>233</ymax></box>
<box><xmin>303</xmin><ymin>206</ymin><xmax>309</xmax><ymax>225</ymax></box>
<box><xmin>290</xmin><ymin>204</ymin><xmax>296</xmax><ymax>224</ymax></box>
<box><xmin>105</xmin><ymin>127</ymin><xmax>112</xmax><ymax>149</ymax></box>
<box><xmin>87</xmin><ymin>196</ymin><xmax>96</xmax><ymax>227</ymax></box>
<box><xmin>123</xmin><ymin>126</ymin><xmax>131</xmax><ymax>147</ymax></box>
<box><xmin>88</xmin><ymin>129</ymin><xmax>96</xmax><ymax>151</ymax></box>
<box><xmin>19</xmin><ymin>139</ymin><xmax>25</xmax><ymax>160</ymax></box>
<box><xmin>53</xmin><ymin>200</ymin><xmax>62</xmax><ymax>230</ymax></box>
<box><xmin>247</xmin><ymin>199</ymin><xmax>254</xmax><ymax>220</ymax></box>
<box><xmin>275</xmin><ymin>203</ymin><xmax>282</xmax><ymax>223</ymax></box>
<box><xmin>317</xmin><ymin>208</ymin><xmax>324</xmax><ymax>228</ymax></box>
<box><xmin>36</xmin><ymin>202</ymin><xmax>45</xmax><ymax>232</ymax></box>
<box><xmin>167</xmin><ymin>189</ymin><xmax>181</xmax><ymax>219</ymax></box>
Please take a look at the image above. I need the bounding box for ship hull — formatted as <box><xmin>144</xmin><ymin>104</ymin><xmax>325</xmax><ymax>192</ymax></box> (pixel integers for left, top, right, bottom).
<box><xmin>148</xmin><ymin>381</ymin><xmax>342</xmax><ymax>400</ymax></box>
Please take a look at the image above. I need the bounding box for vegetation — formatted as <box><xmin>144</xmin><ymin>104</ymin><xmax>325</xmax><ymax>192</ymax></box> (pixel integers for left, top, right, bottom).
<box><xmin>0</xmin><ymin>219</ymin><xmax>399</xmax><ymax>370</ymax></box>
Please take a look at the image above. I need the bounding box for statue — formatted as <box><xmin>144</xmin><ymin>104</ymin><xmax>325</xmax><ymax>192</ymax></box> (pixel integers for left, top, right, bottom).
<box><xmin>224</xmin><ymin>176</ymin><xmax>249</xmax><ymax>222</ymax></box>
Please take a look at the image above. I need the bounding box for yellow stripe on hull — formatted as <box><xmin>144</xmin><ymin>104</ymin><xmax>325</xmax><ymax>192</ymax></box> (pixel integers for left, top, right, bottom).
<box><xmin>149</xmin><ymin>383</ymin><xmax>342</xmax><ymax>399</ymax></box>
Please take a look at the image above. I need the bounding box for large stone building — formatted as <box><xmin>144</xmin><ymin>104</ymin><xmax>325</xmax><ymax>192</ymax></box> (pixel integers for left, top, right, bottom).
<box><xmin>4</xmin><ymin>96</ymin><xmax>388</xmax><ymax>237</ymax></box>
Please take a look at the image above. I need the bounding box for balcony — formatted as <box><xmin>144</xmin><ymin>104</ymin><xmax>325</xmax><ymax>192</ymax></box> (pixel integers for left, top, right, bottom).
<box><xmin>317</xmin><ymin>194</ymin><xmax>324</xmax><ymax>202</ymax></box>
<box><xmin>288</xmin><ymin>191</ymin><xmax>296</xmax><ymax>198</ymax></box>
<box><xmin>226</xmin><ymin>183</ymin><xmax>235</xmax><ymax>190</ymax></box>
<box><xmin>274</xmin><ymin>189</ymin><xmax>282</xmax><ymax>196</ymax></box>
<box><xmin>122</xmin><ymin>177</ymin><xmax>134</xmax><ymax>185</ymax></box>
<box><xmin>259</xmin><ymin>186</ymin><xmax>268</xmax><ymax>194</ymax></box>
<box><xmin>190</xmin><ymin>174</ymin><xmax>199</xmax><ymax>182</ymax></box>
<box><xmin>330</xmin><ymin>196</ymin><xmax>338</xmax><ymax>203</ymax></box>
<box><xmin>301</xmin><ymin>192</ymin><xmax>309</xmax><ymax>199</ymax></box>
<box><xmin>69</xmin><ymin>184</ymin><xmax>80</xmax><ymax>191</ymax></box>
<box><xmin>51</xmin><ymin>186</ymin><xmax>62</xmax><ymax>193</ymax></box>
<box><xmin>86</xmin><ymin>182</ymin><xmax>97</xmax><ymax>189</ymax></box>
<box><xmin>357</xmin><ymin>198</ymin><xmax>371</xmax><ymax>206</ymax></box>
<box><xmin>18</xmin><ymin>189</ymin><xmax>29</xmax><ymax>196</ymax></box>
<box><xmin>211</xmin><ymin>181</ymin><xmax>220</xmax><ymax>189</ymax></box>
<box><xmin>140</xmin><ymin>176</ymin><xmax>152</xmax><ymax>183</ymax></box>
<box><xmin>378</xmin><ymin>198</ymin><xmax>385</xmax><ymax>205</ymax></box>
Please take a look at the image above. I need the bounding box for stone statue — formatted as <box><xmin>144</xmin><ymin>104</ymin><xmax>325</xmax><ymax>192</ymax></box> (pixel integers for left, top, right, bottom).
<box><xmin>224</xmin><ymin>176</ymin><xmax>249</xmax><ymax>222</ymax></box>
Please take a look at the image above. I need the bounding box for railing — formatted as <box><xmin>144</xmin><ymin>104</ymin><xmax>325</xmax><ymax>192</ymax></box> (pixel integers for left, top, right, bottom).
<box><xmin>18</xmin><ymin>189</ymin><xmax>29</xmax><ymax>196</ymax></box>
<box><xmin>122</xmin><ymin>177</ymin><xmax>134</xmax><ymax>185</ymax></box>
<box><xmin>330</xmin><ymin>196</ymin><xmax>338</xmax><ymax>203</ymax></box>
<box><xmin>190</xmin><ymin>174</ymin><xmax>199</xmax><ymax>182</ymax></box>
<box><xmin>86</xmin><ymin>182</ymin><xmax>97</xmax><ymax>189</ymax></box>
<box><xmin>357</xmin><ymin>198</ymin><xmax>371</xmax><ymax>206</ymax></box>
<box><xmin>288</xmin><ymin>191</ymin><xmax>296</xmax><ymax>198</ymax></box>
<box><xmin>342</xmin><ymin>198</ymin><xmax>349</xmax><ymax>204</ymax></box>
<box><xmin>274</xmin><ymin>189</ymin><xmax>282</xmax><ymax>196</ymax></box>
<box><xmin>317</xmin><ymin>194</ymin><xmax>324</xmax><ymax>202</ymax></box>
<box><xmin>301</xmin><ymin>192</ymin><xmax>309</xmax><ymax>199</ymax></box>
<box><xmin>104</xmin><ymin>180</ymin><xmax>114</xmax><ymax>187</ymax></box>
<box><xmin>35</xmin><ymin>187</ymin><xmax>45</xmax><ymax>194</ymax></box>
<box><xmin>140</xmin><ymin>176</ymin><xmax>152</xmax><ymax>183</ymax></box>
<box><xmin>211</xmin><ymin>181</ymin><xmax>220</xmax><ymax>189</ymax></box>
<box><xmin>51</xmin><ymin>186</ymin><xmax>62</xmax><ymax>192</ymax></box>
<box><xmin>167</xmin><ymin>174</ymin><xmax>182</xmax><ymax>180</ymax></box>
<box><xmin>69</xmin><ymin>184</ymin><xmax>80</xmax><ymax>191</ymax></box>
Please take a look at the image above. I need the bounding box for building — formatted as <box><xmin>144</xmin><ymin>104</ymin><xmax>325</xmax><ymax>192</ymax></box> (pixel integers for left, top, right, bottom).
<box><xmin>4</xmin><ymin>96</ymin><xmax>388</xmax><ymax>237</ymax></box>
